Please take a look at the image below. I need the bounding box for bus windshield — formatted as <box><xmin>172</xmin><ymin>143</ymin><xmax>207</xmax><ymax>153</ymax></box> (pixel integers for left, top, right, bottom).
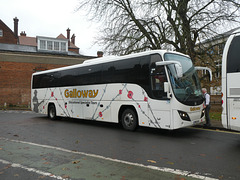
<box><xmin>164</xmin><ymin>53</ymin><xmax>203</xmax><ymax>106</ymax></box>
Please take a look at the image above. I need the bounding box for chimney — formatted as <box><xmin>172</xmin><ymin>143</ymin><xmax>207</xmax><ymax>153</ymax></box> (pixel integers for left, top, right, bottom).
<box><xmin>97</xmin><ymin>51</ymin><xmax>103</xmax><ymax>57</ymax></box>
<box><xmin>71</xmin><ymin>34</ymin><xmax>76</xmax><ymax>45</ymax></box>
<box><xmin>66</xmin><ymin>28</ymin><xmax>70</xmax><ymax>46</ymax></box>
<box><xmin>20</xmin><ymin>31</ymin><xmax>26</xmax><ymax>36</ymax></box>
<box><xmin>13</xmin><ymin>17</ymin><xmax>19</xmax><ymax>37</ymax></box>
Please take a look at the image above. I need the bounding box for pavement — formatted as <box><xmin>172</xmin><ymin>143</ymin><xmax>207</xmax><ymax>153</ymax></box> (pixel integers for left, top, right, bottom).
<box><xmin>194</xmin><ymin>119</ymin><xmax>225</xmax><ymax>131</ymax></box>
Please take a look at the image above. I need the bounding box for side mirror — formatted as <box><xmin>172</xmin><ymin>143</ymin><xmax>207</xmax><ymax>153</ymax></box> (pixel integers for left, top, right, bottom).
<box><xmin>174</xmin><ymin>63</ymin><xmax>183</xmax><ymax>78</ymax></box>
<box><xmin>164</xmin><ymin>82</ymin><xmax>172</xmax><ymax>99</ymax></box>
<box><xmin>195</xmin><ymin>66</ymin><xmax>212</xmax><ymax>81</ymax></box>
<box><xmin>156</xmin><ymin>61</ymin><xmax>183</xmax><ymax>78</ymax></box>
<box><xmin>164</xmin><ymin>82</ymin><xmax>169</xmax><ymax>93</ymax></box>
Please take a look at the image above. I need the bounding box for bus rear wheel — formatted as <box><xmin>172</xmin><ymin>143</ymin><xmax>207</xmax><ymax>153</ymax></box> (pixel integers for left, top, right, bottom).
<box><xmin>48</xmin><ymin>104</ymin><xmax>57</xmax><ymax>120</ymax></box>
<box><xmin>121</xmin><ymin>109</ymin><xmax>138</xmax><ymax>131</ymax></box>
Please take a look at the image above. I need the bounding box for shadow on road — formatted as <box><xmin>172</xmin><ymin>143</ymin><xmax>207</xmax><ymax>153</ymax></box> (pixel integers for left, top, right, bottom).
<box><xmin>34</xmin><ymin>115</ymin><xmax>203</xmax><ymax>139</ymax></box>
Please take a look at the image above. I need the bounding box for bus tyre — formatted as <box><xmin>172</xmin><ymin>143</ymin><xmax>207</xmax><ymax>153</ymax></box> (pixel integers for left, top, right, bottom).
<box><xmin>121</xmin><ymin>109</ymin><xmax>138</xmax><ymax>131</ymax></box>
<box><xmin>48</xmin><ymin>104</ymin><xmax>57</xmax><ymax>120</ymax></box>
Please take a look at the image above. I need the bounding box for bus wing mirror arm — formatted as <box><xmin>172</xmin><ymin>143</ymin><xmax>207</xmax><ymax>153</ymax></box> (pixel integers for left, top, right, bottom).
<box><xmin>195</xmin><ymin>66</ymin><xmax>212</xmax><ymax>81</ymax></box>
<box><xmin>156</xmin><ymin>61</ymin><xmax>183</xmax><ymax>78</ymax></box>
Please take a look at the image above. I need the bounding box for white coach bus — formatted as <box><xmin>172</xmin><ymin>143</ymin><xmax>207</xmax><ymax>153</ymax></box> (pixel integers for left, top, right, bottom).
<box><xmin>32</xmin><ymin>50</ymin><xmax>207</xmax><ymax>131</ymax></box>
<box><xmin>222</xmin><ymin>29</ymin><xmax>240</xmax><ymax>131</ymax></box>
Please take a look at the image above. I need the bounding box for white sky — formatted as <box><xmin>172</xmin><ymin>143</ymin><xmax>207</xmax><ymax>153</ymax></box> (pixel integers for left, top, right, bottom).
<box><xmin>0</xmin><ymin>0</ymin><xmax>102</xmax><ymax>56</ymax></box>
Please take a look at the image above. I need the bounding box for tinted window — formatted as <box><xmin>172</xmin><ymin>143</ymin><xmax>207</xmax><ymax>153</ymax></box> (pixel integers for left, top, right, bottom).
<box><xmin>32</xmin><ymin>55</ymin><xmax>154</xmax><ymax>93</ymax></box>
<box><xmin>114</xmin><ymin>58</ymin><xmax>140</xmax><ymax>83</ymax></box>
<box><xmin>150</xmin><ymin>54</ymin><xmax>162</xmax><ymax>68</ymax></box>
<box><xmin>60</xmin><ymin>69</ymin><xmax>76</xmax><ymax>86</ymax></box>
<box><xmin>102</xmin><ymin>62</ymin><xmax>114</xmax><ymax>83</ymax></box>
<box><xmin>32</xmin><ymin>73</ymin><xmax>53</xmax><ymax>89</ymax></box>
<box><xmin>88</xmin><ymin>64</ymin><xmax>102</xmax><ymax>84</ymax></box>
<box><xmin>227</xmin><ymin>35</ymin><xmax>240</xmax><ymax>73</ymax></box>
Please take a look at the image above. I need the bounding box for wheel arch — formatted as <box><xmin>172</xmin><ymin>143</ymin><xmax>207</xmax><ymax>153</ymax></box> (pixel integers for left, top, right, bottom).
<box><xmin>47</xmin><ymin>102</ymin><xmax>56</xmax><ymax>118</ymax></box>
<box><xmin>118</xmin><ymin>105</ymin><xmax>139</xmax><ymax>124</ymax></box>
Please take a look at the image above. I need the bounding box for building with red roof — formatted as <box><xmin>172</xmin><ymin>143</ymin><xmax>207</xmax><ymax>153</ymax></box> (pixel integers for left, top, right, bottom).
<box><xmin>0</xmin><ymin>17</ymin><xmax>96</xmax><ymax>108</ymax></box>
<box><xmin>1</xmin><ymin>17</ymin><xmax>80</xmax><ymax>54</ymax></box>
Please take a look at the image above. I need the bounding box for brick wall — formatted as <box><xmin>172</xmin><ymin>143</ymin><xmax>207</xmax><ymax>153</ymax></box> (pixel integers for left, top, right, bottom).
<box><xmin>0</xmin><ymin>51</ymin><xmax>90</xmax><ymax>107</ymax></box>
<box><xmin>0</xmin><ymin>20</ymin><xmax>17</xmax><ymax>44</ymax></box>
<box><xmin>0</xmin><ymin>61</ymin><xmax>65</xmax><ymax>106</ymax></box>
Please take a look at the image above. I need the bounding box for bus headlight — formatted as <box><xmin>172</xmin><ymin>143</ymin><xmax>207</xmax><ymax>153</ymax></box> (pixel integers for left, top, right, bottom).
<box><xmin>201</xmin><ymin>109</ymin><xmax>205</xmax><ymax>118</ymax></box>
<box><xmin>178</xmin><ymin>110</ymin><xmax>191</xmax><ymax>121</ymax></box>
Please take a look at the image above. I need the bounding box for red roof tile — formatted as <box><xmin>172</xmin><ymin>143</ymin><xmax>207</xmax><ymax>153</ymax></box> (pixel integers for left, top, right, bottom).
<box><xmin>57</xmin><ymin>33</ymin><xmax>67</xmax><ymax>39</ymax></box>
<box><xmin>69</xmin><ymin>42</ymin><xmax>79</xmax><ymax>49</ymax></box>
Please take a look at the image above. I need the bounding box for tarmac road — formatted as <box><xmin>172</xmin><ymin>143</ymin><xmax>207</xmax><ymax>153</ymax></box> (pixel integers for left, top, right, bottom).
<box><xmin>0</xmin><ymin>110</ymin><xmax>240</xmax><ymax>180</ymax></box>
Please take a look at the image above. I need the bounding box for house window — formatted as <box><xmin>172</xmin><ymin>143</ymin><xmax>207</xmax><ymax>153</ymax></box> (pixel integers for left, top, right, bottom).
<box><xmin>40</xmin><ymin>40</ymin><xmax>46</xmax><ymax>50</ymax></box>
<box><xmin>37</xmin><ymin>36</ymin><xmax>68</xmax><ymax>53</ymax></box>
<box><xmin>61</xmin><ymin>42</ymin><xmax>66</xmax><ymax>52</ymax></box>
<box><xmin>47</xmin><ymin>41</ymin><xmax>53</xmax><ymax>50</ymax></box>
<box><xmin>0</xmin><ymin>29</ymin><xmax>3</xmax><ymax>37</ymax></box>
<box><xmin>54</xmin><ymin>42</ymin><xmax>59</xmax><ymax>51</ymax></box>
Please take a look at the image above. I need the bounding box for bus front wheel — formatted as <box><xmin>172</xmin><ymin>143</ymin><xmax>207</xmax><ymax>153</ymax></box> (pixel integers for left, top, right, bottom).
<box><xmin>48</xmin><ymin>104</ymin><xmax>57</xmax><ymax>120</ymax></box>
<box><xmin>121</xmin><ymin>109</ymin><xmax>138</xmax><ymax>131</ymax></box>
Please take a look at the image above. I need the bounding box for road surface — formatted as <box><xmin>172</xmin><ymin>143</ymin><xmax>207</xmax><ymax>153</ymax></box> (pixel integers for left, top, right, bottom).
<box><xmin>0</xmin><ymin>110</ymin><xmax>240</xmax><ymax>179</ymax></box>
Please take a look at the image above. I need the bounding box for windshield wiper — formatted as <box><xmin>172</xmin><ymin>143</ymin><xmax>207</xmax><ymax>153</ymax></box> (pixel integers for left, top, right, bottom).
<box><xmin>183</xmin><ymin>94</ymin><xmax>192</xmax><ymax>103</ymax></box>
<box><xmin>183</xmin><ymin>87</ymin><xmax>194</xmax><ymax>103</ymax></box>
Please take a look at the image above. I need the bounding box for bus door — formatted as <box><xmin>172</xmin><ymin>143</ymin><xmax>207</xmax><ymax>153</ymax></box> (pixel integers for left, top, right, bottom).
<box><xmin>149</xmin><ymin>65</ymin><xmax>171</xmax><ymax>129</ymax></box>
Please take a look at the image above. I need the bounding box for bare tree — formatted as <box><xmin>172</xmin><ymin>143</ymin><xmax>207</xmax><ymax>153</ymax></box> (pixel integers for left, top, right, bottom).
<box><xmin>77</xmin><ymin>0</ymin><xmax>240</xmax><ymax>60</ymax></box>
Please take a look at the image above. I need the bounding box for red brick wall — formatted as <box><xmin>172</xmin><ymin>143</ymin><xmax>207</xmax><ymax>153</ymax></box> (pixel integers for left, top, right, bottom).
<box><xmin>69</xmin><ymin>47</ymin><xmax>79</xmax><ymax>54</ymax></box>
<box><xmin>0</xmin><ymin>21</ymin><xmax>17</xmax><ymax>44</ymax></box>
<box><xmin>0</xmin><ymin>61</ymin><xmax>66</xmax><ymax>106</ymax></box>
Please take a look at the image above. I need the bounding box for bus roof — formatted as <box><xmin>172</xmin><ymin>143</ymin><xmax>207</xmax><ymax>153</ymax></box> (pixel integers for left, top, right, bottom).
<box><xmin>32</xmin><ymin>50</ymin><xmax>187</xmax><ymax>76</ymax></box>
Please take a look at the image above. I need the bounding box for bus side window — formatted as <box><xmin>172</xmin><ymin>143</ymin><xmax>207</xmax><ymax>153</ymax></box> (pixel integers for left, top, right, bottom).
<box><xmin>102</xmin><ymin>62</ymin><xmax>115</xmax><ymax>83</ymax></box>
<box><xmin>52</xmin><ymin>72</ymin><xmax>62</xmax><ymax>87</ymax></box>
<box><xmin>150</xmin><ymin>54</ymin><xmax>162</xmax><ymax>68</ymax></box>
<box><xmin>114</xmin><ymin>58</ymin><xmax>140</xmax><ymax>83</ymax></box>
<box><xmin>87</xmin><ymin>64</ymin><xmax>102</xmax><ymax>85</ymax></box>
